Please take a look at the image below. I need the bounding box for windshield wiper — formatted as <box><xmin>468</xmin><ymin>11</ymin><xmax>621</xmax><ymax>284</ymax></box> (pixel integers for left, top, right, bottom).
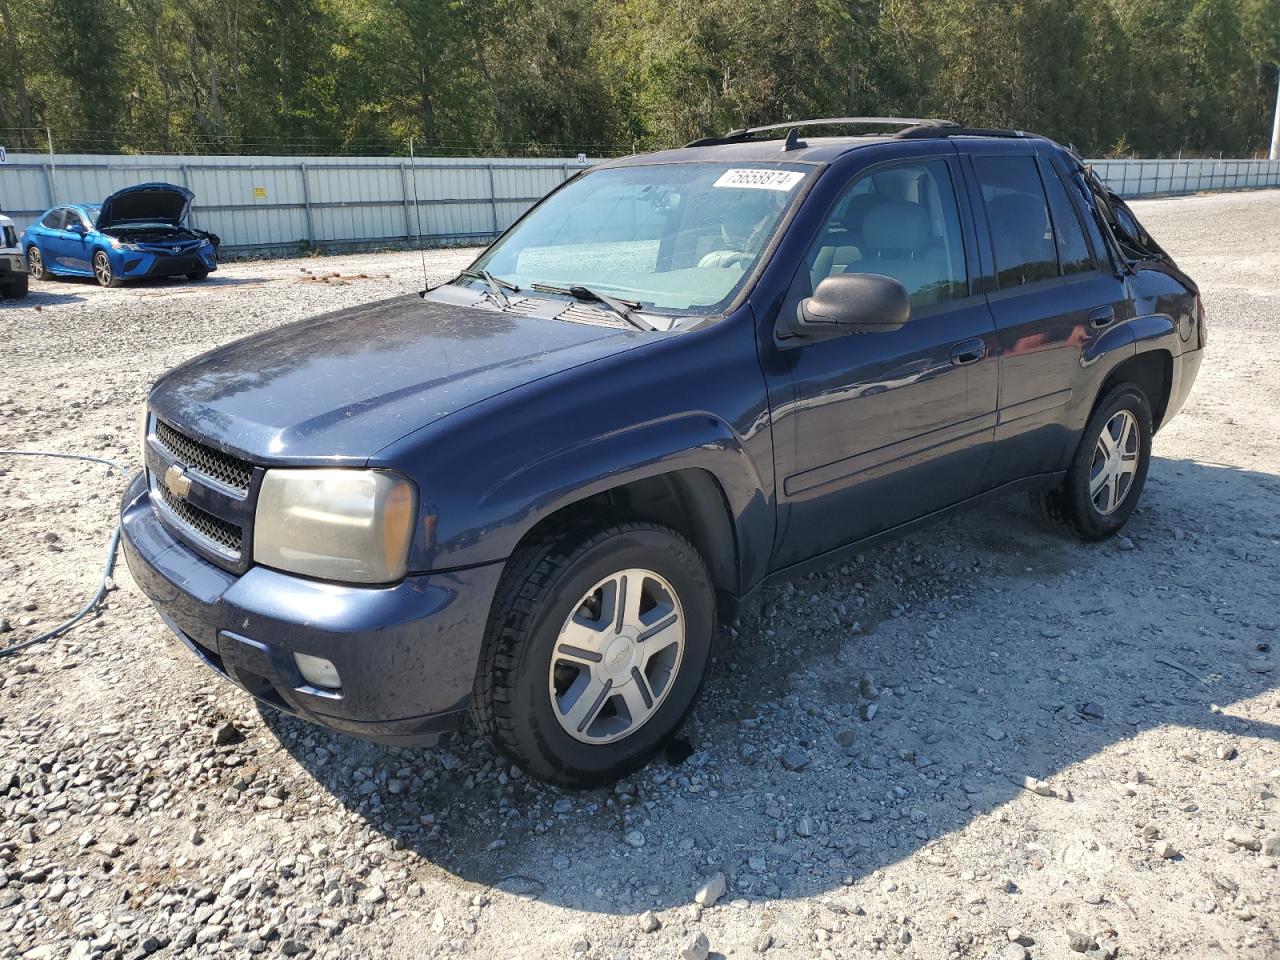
<box><xmin>457</xmin><ymin>268</ymin><xmax>520</xmax><ymax>306</ymax></box>
<box><xmin>530</xmin><ymin>283</ymin><xmax>655</xmax><ymax>331</ymax></box>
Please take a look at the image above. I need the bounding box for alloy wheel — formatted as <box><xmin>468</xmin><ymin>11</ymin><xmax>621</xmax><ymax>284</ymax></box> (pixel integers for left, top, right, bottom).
<box><xmin>1089</xmin><ymin>409</ymin><xmax>1139</xmax><ymax>515</ymax></box>
<box><xmin>27</xmin><ymin>247</ymin><xmax>45</xmax><ymax>280</ymax></box>
<box><xmin>548</xmin><ymin>568</ymin><xmax>685</xmax><ymax>744</ymax></box>
<box><xmin>93</xmin><ymin>252</ymin><xmax>112</xmax><ymax>287</ymax></box>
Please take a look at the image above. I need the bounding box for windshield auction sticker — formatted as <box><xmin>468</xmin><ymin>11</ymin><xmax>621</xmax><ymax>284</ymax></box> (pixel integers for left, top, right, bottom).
<box><xmin>713</xmin><ymin>169</ymin><xmax>805</xmax><ymax>191</ymax></box>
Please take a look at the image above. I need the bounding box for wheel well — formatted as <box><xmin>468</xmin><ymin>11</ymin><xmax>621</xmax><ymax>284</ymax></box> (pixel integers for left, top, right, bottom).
<box><xmin>1100</xmin><ymin>350</ymin><xmax>1172</xmax><ymax>430</ymax></box>
<box><xmin>513</xmin><ymin>469</ymin><xmax>740</xmax><ymax>613</ymax></box>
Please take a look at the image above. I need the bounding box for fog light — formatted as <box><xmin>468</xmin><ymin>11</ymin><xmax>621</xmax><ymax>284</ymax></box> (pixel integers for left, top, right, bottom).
<box><xmin>294</xmin><ymin>652</ymin><xmax>341</xmax><ymax>689</ymax></box>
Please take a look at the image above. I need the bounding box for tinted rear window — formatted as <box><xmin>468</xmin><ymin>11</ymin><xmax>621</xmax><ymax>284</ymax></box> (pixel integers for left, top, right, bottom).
<box><xmin>1040</xmin><ymin>163</ymin><xmax>1093</xmax><ymax>274</ymax></box>
<box><xmin>973</xmin><ymin>156</ymin><xmax>1058</xmax><ymax>289</ymax></box>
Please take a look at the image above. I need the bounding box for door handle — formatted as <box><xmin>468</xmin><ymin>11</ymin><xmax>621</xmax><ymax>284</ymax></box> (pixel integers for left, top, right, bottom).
<box><xmin>950</xmin><ymin>338</ymin><xmax>986</xmax><ymax>367</ymax></box>
<box><xmin>1088</xmin><ymin>306</ymin><xmax>1116</xmax><ymax>328</ymax></box>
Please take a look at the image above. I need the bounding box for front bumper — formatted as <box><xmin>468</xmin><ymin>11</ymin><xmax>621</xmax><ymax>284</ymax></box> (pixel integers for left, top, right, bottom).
<box><xmin>0</xmin><ymin>253</ymin><xmax>26</xmax><ymax>278</ymax></box>
<box><xmin>120</xmin><ymin>472</ymin><xmax>504</xmax><ymax>745</ymax></box>
<box><xmin>120</xmin><ymin>246</ymin><xmax>217</xmax><ymax>279</ymax></box>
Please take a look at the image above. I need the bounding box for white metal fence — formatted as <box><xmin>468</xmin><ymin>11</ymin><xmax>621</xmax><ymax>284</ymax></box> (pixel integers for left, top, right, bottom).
<box><xmin>1</xmin><ymin>152</ymin><xmax>1277</xmax><ymax>257</ymax></box>
<box><xmin>0</xmin><ymin>153</ymin><xmax>597</xmax><ymax>256</ymax></box>
<box><xmin>1088</xmin><ymin>157</ymin><xmax>1280</xmax><ymax>198</ymax></box>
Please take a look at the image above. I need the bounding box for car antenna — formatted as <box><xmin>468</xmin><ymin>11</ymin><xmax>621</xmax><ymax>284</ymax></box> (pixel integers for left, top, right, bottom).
<box><xmin>410</xmin><ymin>135</ymin><xmax>431</xmax><ymax>298</ymax></box>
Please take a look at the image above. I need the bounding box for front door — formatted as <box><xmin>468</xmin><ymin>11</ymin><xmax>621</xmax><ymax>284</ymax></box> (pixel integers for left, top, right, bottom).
<box><xmin>766</xmin><ymin>152</ymin><xmax>999</xmax><ymax>570</ymax></box>
<box><xmin>47</xmin><ymin>208</ymin><xmax>91</xmax><ymax>274</ymax></box>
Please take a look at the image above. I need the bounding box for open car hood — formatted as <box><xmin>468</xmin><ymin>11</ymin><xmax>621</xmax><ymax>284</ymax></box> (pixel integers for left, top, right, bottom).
<box><xmin>97</xmin><ymin>182</ymin><xmax>193</xmax><ymax>229</ymax></box>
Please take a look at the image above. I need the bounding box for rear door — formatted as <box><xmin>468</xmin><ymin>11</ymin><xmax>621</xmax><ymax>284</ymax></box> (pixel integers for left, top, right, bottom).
<box><xmin>960</xmin><ymin>141</ymin><xmax>1131</xmax><ymax>487</ymax></box>
<box><xmin>37</xmin><ymin>208</ymin><xmax>71</xmax><ymax>269</ymax></box>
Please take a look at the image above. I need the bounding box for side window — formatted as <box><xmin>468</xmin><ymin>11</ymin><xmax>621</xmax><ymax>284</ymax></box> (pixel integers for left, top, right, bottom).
<box><xmin>806</xmin><ymin>159</ymin><xmax>967</xmax><ymax>308</ymax></box>
<box><xmin>41</xmin><ymin>209</ymin><xmax>62</xmax><ymax>228</ymax></box>
<box><xmin>1040</xmin><ymin>162</ymin><xmax>1094</xmax><ymax>274</ymax></box>
<box><xmin>62</xmin><ymin>209</ymin><xmax>84</xmax><ymax>230</ymax></box>
<box><xmin>973</xmin><ymin>156</ymin><xmax>1058</xmax><ymax>288</ymax></box>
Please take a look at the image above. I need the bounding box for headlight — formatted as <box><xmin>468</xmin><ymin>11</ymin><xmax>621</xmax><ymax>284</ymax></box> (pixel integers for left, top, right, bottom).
<box><xmin>254</xmin><ymin>469</ymin><xmax>417</xmax><ymax>584</ymax></box>
<box><xmin>109</xmin><ymin>238</ymin><xmax>139</xmax><ymax>251</ymax></box>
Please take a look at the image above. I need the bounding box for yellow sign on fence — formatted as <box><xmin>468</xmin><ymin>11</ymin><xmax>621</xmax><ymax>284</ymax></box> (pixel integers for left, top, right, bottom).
<box><xmin>253</xmin><ymin>186</ymin><xmax>268</xmax><ymax>200</ymax></box>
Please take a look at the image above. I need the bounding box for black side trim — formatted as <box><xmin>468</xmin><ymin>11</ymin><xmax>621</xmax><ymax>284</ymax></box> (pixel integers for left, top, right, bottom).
<box><xmin>742</xmin><ymin>472</ymin><xmax>1067</xmax><ymax>601</ymax></box>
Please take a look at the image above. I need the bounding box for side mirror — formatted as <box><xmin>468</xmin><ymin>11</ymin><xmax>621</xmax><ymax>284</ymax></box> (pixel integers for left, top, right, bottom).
<box><xmin>67</xmin><ymin>222</ymin><xmax>86</xmax><ymax>234</ymax></box>
<box><xmin>782</xmin><ymin>272</ymin><xmax>911</xmax><ymax>340</ymax></box>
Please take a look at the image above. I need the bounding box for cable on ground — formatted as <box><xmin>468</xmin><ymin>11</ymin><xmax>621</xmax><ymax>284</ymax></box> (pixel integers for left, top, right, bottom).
<box><xmin>0</xmin><ymin>449</ymin><xmax>133</xmax><ymax>658</ymax></box>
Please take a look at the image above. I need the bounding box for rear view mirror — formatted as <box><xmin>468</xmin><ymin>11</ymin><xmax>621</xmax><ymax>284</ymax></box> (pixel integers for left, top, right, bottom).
<box><xmin>782</xmin><ymin>272</ymin><xmax>911</xmax><ymax>339</ymax></box>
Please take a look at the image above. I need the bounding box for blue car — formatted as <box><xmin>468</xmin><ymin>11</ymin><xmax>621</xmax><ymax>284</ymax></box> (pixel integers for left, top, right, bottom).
<box><xmin>24</xmin><ymin>182</ymin><xmax>219</xmax><ymax>288</ymax></box>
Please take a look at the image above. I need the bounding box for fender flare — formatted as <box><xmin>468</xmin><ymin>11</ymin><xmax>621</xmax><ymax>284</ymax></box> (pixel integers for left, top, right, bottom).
<box><xmin>476</xmin><ymin>412</ymin><xmax>771</xmax><ymax>593</ymax></box>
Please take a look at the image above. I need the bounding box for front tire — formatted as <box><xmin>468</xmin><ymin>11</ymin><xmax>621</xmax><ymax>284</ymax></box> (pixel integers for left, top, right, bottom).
<box><xmin>472</xmin><ymin>519</ymin><xmax>716</xmax><ymax>787</ymax></box>
<box><xmin>187</xmin><ymin>270</ymin><xmax>209</xmax><ymax>281</ymax></box>
<box><xmin>93</xmin><ymin>250</ymin><xmax>124</xmax><ymax>288</ymax></box>
<box><xmin>26</xmin><ymin>246</ymin><xmax>50</xmax><ymax>281</ymax></box>
<box><xmin>1034</xmin><ymin>383</ymin><xmax>1153</xmax><ymax>541</ymax></box>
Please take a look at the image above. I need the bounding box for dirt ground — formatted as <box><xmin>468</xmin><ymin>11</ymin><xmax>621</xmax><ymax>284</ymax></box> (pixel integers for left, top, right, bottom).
<box><xmin>0</xmin><ymin>190</ymin><xmax>1277</xmax><ymax>960</ymax></box>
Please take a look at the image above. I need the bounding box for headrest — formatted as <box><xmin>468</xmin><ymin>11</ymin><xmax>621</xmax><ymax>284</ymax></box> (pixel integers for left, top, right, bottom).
<box><xmin>835</xmin><ymin>194</ymin><xmax>882</xmax><ymax>238</ymax></box>
<box><xmin>987</xmin><ymin>193</ymin><xmax>1049</xmax><ymax>246</ymax></box>
<box><xmin>862</xmin><ymin>200</ymin><xmax>930</xmax><ymax>253</ymax></box>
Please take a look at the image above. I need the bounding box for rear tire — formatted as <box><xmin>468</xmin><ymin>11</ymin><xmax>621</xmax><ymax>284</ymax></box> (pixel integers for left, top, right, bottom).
<box><xmin>472</xmin><ymin>518</ymin><xmax>716</xmax><ymax>788</ymax></box>
<box><xmin>2</xmin><ymin>275</ymin><xmax>28</xmax><ymax>299</ymax></box>
<box><xmin>1033</xmin><ymin>383</ymin><xmax>1153</xmax><ymax>541</ymax></box>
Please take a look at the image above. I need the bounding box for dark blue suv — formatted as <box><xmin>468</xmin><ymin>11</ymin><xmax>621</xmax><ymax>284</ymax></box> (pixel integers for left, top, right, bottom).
<box><xmin>121</xmin><ymin>119</ymin><xmax>1204</xmax><ymax>786</ymax></box>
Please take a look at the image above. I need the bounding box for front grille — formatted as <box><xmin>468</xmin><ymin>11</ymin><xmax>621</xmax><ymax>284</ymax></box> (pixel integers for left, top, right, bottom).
<box><xmin>151</xmin><ymin>256</ymin><xmax>204</xmax><ymax>275</ymax></box>
<box><xmin>155</xmin><ymin>419</ymin><xmax>252</xmax><ymax>494</ymax></box>
<box><xmin>155</xmin><ymin>482</ymin><xmax>243</xmax><ymax>556</ymax></box>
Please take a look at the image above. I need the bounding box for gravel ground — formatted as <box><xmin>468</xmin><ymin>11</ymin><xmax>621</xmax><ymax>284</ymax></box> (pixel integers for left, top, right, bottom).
<box><xmin>1</xmin><ymin>191</ymin><xmax>1278</xmax><ymax>960</ymax></box>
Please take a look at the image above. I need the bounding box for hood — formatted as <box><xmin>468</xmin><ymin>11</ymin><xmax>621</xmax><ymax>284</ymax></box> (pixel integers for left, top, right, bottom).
<box><xmin>98</xmin><ymin>182</ymin><xmax>193</xmax><ymax>229</ymax></box>
<box><xmin>148</xmin><ymin>295</ymin><xmax>640</xmax><ymax>462</ymax></box>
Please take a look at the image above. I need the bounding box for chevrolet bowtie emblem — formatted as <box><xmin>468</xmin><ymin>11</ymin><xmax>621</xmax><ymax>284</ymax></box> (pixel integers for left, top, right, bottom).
<box><xmin>164</xmin><ymin>464</ymin><xmax>192</xmax><ymax>498</ymax></box>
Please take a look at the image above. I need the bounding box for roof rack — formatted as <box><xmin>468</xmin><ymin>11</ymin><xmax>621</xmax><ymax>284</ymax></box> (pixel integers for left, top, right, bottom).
<box><xmin>896</xmin><ymin>125</ymin><xmax>1032</xmax><ymax>140</ymax></box>
<box><xmin>684</xmin><ymin>118</ymin><xmax>1043</xmax><ymax>150</ymax></box>
<box><xmin>684</xmin><ymin>117</ymin><xmax>955</xmax><ymax>148</ymax></box>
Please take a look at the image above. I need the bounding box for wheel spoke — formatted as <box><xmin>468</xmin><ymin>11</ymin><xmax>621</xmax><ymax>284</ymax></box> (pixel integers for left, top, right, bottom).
<box><xmin>1096</xmin><ymin>427</ymin><xmax>1117</xmax><ymax>458</ymax></box>
<box><xmin>638</xmin><ymin>611</ymin><xmax>681</xmax><ymax>655</ymax></box>
<box><xmin>557</xmin><ymin>618</ymin><xmax>610</xmax><ymax>664</ymax></box>
<box><xmin>1117</xmin><ymin>413</ymin><xmax>1135</xmax><ymax>452</ymax></box>
<box><xmin>560</xmin><ymin>675</ymin><xmax>613</xmax><ymax>734</ymax></box>
<box><xmin>619</xmin><ymin>671</ymin><xmax>656</xmax><ymax>723</ymax></box>
<box><xmin>619</xmin><ymin>573</ymin><xmax>646</xmax><ymax>631</ymax></box>
<box><xmin>1089</xmin><ymin>464</ymin><xmax>1110</xmax><ymax>498</ymax></box>
<box><xmin>1092</xmin><ymin>476</ymin><xmax>1110</xmax><ymax>510</ymax></box>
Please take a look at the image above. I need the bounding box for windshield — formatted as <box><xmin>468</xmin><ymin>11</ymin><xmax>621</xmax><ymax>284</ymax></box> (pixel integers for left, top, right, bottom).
<box><xmin>82</xmin><ymin>204</ymin><xmax>102</xmax><ymax>227</ymax></box>
<box><xmin>471</xmin><ymin>162</ymin><xmax>813</xmax><ymax>314</ymax></box>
